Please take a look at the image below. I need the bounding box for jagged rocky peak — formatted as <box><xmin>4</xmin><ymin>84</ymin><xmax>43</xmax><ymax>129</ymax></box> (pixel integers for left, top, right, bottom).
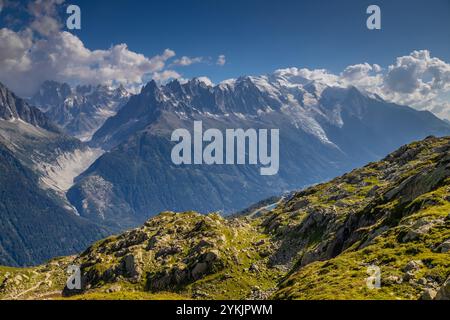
<box><xmin>74</xmin><ymin>84</ymin><xmax>94</xmax><ymax>95</ymax></box>
<box><xmin>0</xmin><ymin>81</ymin><xmax>21</xmax><ymax>120</ymax></box>
<box><xmin>141</xmin><ymin>79</ymin><xmax>159</xmax><ymax>94</ymax></box>
<box><xmin>114</xmin><ymin>83</ymin><xmax>129</xmax><ymax>98</ymax></box>
<box><xmin>186</xmin><ymin>77</ymin><xmax>214</xmax><ymax>90</ymax></box>
<box><xmin>0</xmin><ymin>82</ymin><xmax>59</xmax><ymax>132</ymax></box>
<box><xmin>30</xmin><ymin>80</ymin><xmax>131</xmax><ymax>140</ymax></box>
<box><xmin>31</xmin><ymin>80</ymin><xmax>72</xmax><ymax>111</ymax></box>
<box><xmin>164</xmin><ymin>79</ymin><xmax>184</xmax><ymax>98</ymax></box>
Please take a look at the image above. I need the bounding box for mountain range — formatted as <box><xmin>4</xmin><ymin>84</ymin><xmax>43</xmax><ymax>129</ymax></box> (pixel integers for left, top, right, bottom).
<box><xmin>30</xmin><ymin>81</ymin><xmax>130</xmax><ymax>141</ymax></box>
<box><xmin>0</xmin><ymin>136</ymin><xmax>448</xmax><ymax>300</ymax></box>
<box><xmin>0</xmin><ymin>82</ymin><xmax>107</xmax><ymax>267</ymax></box>
<box><xmin>0</xmin><ymin>68</ymin><xmax>450</xmax><ymax>266</ymax></box>
<box><xmin>69</xmin><ymin>71</ymin><xmax>450</xmax><ymax>230</ymax></box>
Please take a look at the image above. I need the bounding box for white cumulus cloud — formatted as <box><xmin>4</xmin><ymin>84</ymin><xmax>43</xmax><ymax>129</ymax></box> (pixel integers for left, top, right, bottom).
<box><xmin>0</xmin><ymin>0</ymin><xmax>210</xmax><ymax>96</ymax></box>
<box><xmin>284</xmin><ymin>50</ymin><xmax>450</xmax><ymax>120</ymax></box>
<box><xmin>171</xmin><ymin>56</ymin><xmax>204</xmax><ymax>67</ymax></box>
<box><xmin>217</xmin><ymin>54</ymin><xmax>226</xmax><ymax>66</ymax></box>
<box><xmin>0</xmin><ymin>27</ymin><xmax>178</xmax><ymax>96</ymax></box>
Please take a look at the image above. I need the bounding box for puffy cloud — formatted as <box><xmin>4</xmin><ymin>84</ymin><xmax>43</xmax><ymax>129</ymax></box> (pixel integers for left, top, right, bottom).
<box><xmin>341</xmin><ymin>63</ymin><xmax>381</xmax><ymax>81</ymax></box>
<box><xmin>273</xmin><ymin>50</ymin><xmax>450</xmax><ymax>120</ymax></box>
<box><xmin>172</xmin><ymin>56</ymin><xmax>204</xmax><ymax>67</ymax></box>
<box><xmin>216</xmin><ymin>54</ymin><xmax>226</xmax><ymax>66</ymax></box>
<box><xmin>385</xmin><ymin>50</ymin><xmax>450</xmax><ymax>93</ymax></box>
<box><xmin>429</xmin><ymin>101</ymin><xmax>450</xmax><ymax>120</ymax></box>
<box><xmin>274</xmin><ymin>67</ymin><xmax>340</xmax><ymax>87</ymax></box>
<box><xmin>151</xmin><ymin>70</ymin><xmax>182</xmax><ymax>83</ymax></box>
<box><xmin>172</xmin><ymin>54</ymin><xmax>229</xmax><ymax>68</ymax></box>
<box><xmin>0</xmin><ymin>28</ymin><xmax>178</xmax><ymax>96</ymax></box>
<box><xmin>0</xmin><ymin>28</ymin><xmax>32</xmax><ymax>65</ymax></box>
<box><xmin>339</xmin><ymin>63</ymin><xmax>384</xmax><ymax>92</ymax></box>
<box><xmin>28</xmin><ymin>0</ymin><xmax>64</xmax><ymax>36</ymax></box>
<box><xmin>379</xmin><ymin>50</ymin><xmax>450</xmax><ymax>119</ymax></box>
<box><xmin>0</xmin><ymin>1</ymin><xmax>217</xmax><ymax>96</ymax></box>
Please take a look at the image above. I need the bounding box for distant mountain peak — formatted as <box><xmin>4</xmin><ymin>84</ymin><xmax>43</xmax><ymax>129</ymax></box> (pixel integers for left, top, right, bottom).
<box><xmin>0</xmin><ymin>82</ymin><xmax>59</xmax><ymax>132</ymax></box>
<box><xmin>30</xmin><ymin>80</ymin><xmax>130</xmax><ymax>141</ymax></box>
<box><xmin>141</xmin><ymin>80</ymin><xmax>159</xmax><ymax>94</ymax></box>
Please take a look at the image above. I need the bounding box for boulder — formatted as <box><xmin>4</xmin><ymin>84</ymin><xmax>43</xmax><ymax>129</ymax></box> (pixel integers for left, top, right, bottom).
<box><xmin>383</xmin><ymin>275</ymin><xmax>403</xmax><ymax>286</ymax></box>
<box><xmin>420</xmin><ymin>288</ymin><xmax>437</xmax><ymax>300</ymax></box>
<box><xmin>203</xmin><ymin>251</ymin><xmax>218</xmax><ymax>263</ymax></box>
<box><xmin>402</xmin><ymin>223</ymin><xmax>433</xmax><ymax>242</ymax></box>
<box><xmin>191</xmin><ymin>262</ymin><xmax>209</xmax><ymax>280</ymax></box>
<box><xmin>437</xmin><ymin>240</ymin><xmax>450</xmax><ymax>253</ymax></box>
<box><xmin>403</xmin><ymin>260</ymin><xmax>424</xmax><ymax>273</ymax></box>
<box><xmin>147</xmin><ymin>266</ymin><xmax>191</xmax><ymax>291</ymax></box>
<box><xmin>155</xmin><ymin>245</ymin><xmax>182</xmax><ymax>258</ymax></box>
<box><xmin>403</xmin><ymin>271</ymin><xmax>416</xmax><ymax>282</ymax></box>
<box><xmin>121</xmin><ymin>254</ymin><xmax>140</xmax><ymax>279</ymax></box>
<box><xmin>367</xmin><ymin>185</ymin><xmax>380</xmax><ymax>197</ymax></box>
<box><xmin>435</xmin><ymin>277</ymin><xmax>450</xmax><ymax>300</ymax></box>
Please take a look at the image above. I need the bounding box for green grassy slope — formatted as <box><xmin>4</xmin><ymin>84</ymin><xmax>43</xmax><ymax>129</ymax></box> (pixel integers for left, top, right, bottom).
<box><xmin>1</xmin><ymin>136</ymin><xmax>449</xmax><ymax>300</ymax></box>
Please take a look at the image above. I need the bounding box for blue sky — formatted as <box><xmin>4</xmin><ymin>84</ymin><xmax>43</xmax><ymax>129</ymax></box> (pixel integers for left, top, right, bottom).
<box><xmin>0</xmin><ymin>0</ymin><xmax>449</xmax><ymax>119</ymax></box>
<box><xmin>70</xmin><ymin>0</ymin><xmax>450</xmax><ymax>82</ymax></box>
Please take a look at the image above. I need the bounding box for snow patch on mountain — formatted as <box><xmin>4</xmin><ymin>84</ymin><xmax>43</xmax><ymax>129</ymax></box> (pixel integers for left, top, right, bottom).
<box><xmin>37</xmin><ymin>147</ymin><xmax>104</xmax><ymax>192</ymax></box>
<box><xmin>31</xmin><ymin>81</ymin><xmax>130</xmax><ymax>140</ymax></box>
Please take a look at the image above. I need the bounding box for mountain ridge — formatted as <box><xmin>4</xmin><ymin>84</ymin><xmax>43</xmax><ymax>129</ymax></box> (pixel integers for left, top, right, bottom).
<box><xmin>0</xmin><ymin>82</ymin><xmax>109</xmax><ymax>266</ymax></box>
<box><xmin>67</xmin><ymin>74</ymin><xmax>450</xmax><ymax>231</ymax></box>
<box><xmin>30</xmin><ymin>80</ymin><xmax>130</xmax><ymax>141</ymax></box>
<box><xmin>0</xmin><ymin>82</ymin><xmax>60</xmax><ymax>133</ymax></box>
<box><xmin>0</xmin><ymin>136</ymin><xmax>448</xmax><ymax>300</ymax></box>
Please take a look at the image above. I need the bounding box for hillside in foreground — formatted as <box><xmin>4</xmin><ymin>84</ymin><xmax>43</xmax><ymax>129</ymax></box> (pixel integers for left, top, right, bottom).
<box><xmin>0</xmin><ymin>136</ymin><xmax>449</xmax><ymax>300</ymax></box>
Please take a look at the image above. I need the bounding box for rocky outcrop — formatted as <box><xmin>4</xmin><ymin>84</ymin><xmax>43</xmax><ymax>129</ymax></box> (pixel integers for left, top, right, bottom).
<box><xmin>0</xmin><ymin>82</ymin><xmax>59</xmax><ymax>132</ymax></box>
<box><xmin>2</xmin><ymin>137</ymin><xmax>450</xmax><ymax>300</ymax></box>
<box><xmin>147</xmin><ymin>250</ymin><xmax>224</xmax><ymax>291</ymax></box>
<box><xmin>435</xmin><ymin>277</ymin><xmax>450</xmax><ymax>300</ymax></box>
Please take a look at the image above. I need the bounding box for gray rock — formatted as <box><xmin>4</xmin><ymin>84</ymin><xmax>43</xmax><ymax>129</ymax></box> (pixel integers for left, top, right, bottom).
<box><xmin>249</xmin><ymin>264</ymin><xmax>260</xmax><ymax>273</ymax></box>
<box><xmin>402</xmin><ymin>225</ymin><xmax>432</xmax><ymax>242</ymax></box>
<box><xmin>155</xmin><ymin>245</ymin><xmax>182</xmax><ymax>258</ymax></box>
<box><xmin>121</xmin><ymin>254</ymin><xmax>139</xmax><ymax>278</ymax></box>
<box><xmin>191</xmin><ymin>262</ymin><xmax>209</xmax><ymax>280</ymax></box>
<box><xmin>420</xmin><ymin>288</ymin><xmax>437</xmax><ymax>300</ymax></box>
<box><xmin>383</xmin><ymin>275</ymin><xmax>403</xmax><ymax>285</ymax></box>
<box><xmin>437</xmin><ymin>240</ymin><xmax>450</xmax><ymax>253</ymax></box>
<box><xmin>435</xmin><ymin>277</ymin><xmax>450</xmax><ymax>300</ymax></box>
<box><xmin>418</xmin><ymin>278</ymin><xmax>427</xmax><ymax>285</ymax></box>
<box><xmin>403</xmin><ymin>260</ymin><xmax>423</xmax><ymax>273</ymax></box>
<box><xmin>403</xmin><ymin>271</ymin><xmax>416</xmax><ymax>282</ymax></box>
<box><xmin>367</xmin><ymin>185</ymin><xmax>380</xmax><ymax>197</ymax></box>
<box><xmin>106</xmin><ymin>284</ymin><xmax>121</xmax><ymax>293</ymax></box>
<box><xmin>203</xmin><ymin>251</ymin><xmax>219</xmax><ymax>263</ymax></box>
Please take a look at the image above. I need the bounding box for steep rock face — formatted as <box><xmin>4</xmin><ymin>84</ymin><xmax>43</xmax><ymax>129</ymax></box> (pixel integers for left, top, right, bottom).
<box><xmin>70</xmin><ymin>75</ymin><xmax>450</xmax><ymax>230</ymax></box>
<box><xmin>2</xmin><ymin>136</ymin><xmax>449</xmax><ymax>299</ymax></box>
<box><xmin>0</xmin><ymin>83</ymin><xmax>108</xmax><ymax>266</ymax></box>
<box><xmin>0</xmin><ymin>83</ymin><xmax>104</xmax><ymax>196</ymax></box>
<box><xmin>0</xmin><ymin>143</ymin><xmax>107</xmax><ymax>267</ymax></box>
<box><xmin>0</xmin><ymin>82</ymin><xmax>59</xmax><ymax>133</ymax></box>
<box><xmin>30</xmin><ymin>81</ymin><xmax>130</xmax><ymax>141</ymax></box>
<box><xmin>272</xmin><ymin>139</ymin><xmax>449</xmax><ymax>265</ymax></box>
<box><xmin>270</xmin><ymin>136</ymin><xmax>450</xmax><ymax>299</ymax></box>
